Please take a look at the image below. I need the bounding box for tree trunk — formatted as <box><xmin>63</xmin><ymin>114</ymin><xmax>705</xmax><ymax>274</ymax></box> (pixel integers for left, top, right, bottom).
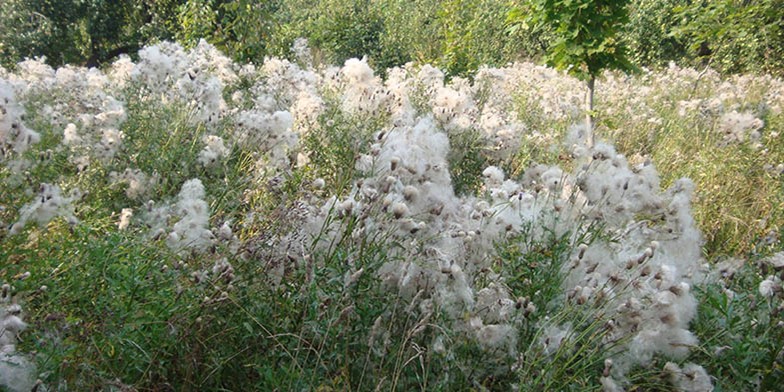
<box><xmin>585</xmin><ymin>76</ymin><xmax>595</xmax><ymax>148</ymax></box>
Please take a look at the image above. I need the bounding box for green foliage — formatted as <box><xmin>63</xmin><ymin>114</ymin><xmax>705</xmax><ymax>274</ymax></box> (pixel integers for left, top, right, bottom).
<box><xmin>177</xmin><ymin>0</ymin><xmax>282</xmax><ymax>63</ymax></box>
<box><xmin>2</xmin><ymin>1</ymin><xmax>782</xmax><ymax>76</ymax></box>
<box><xmin>625</xmin><ymin>0</ymin><xmax>687</xmax><ymax>67</ymax></box>
<box><xmin>522</xmin><ymin>0</ymin><xmax>635</xmax><ymax>80</ymax></box>
<box><xmin>264</xmin><ymin>0</ymin><xmax>388</xmax><ymax>69</ymax></box>
<box><xmin>595</xmin><ymin>71</ymin><xmax>784</xmax><ymax>257</ymax></box>
<box><xmin>372</xmin><ymin>0</ymin><xmax>441</xmax><ymax>69</ymax></box>
<box><xmin>302</xmin><ymin>104</ymin><xmax>386</xmax><ymax>193</ymax></box>
<box><xmin>672</xmin><ymin>0</ymin><xmax>784</xmax><ymax>75</ymax></box>
<box><xmin>436</xmin><ymin>0</ymin><xmax>478</xmax><ymax>77</ymax></box>
<box><xmin>436</xmin><ymin>0</ymin><xmax>521</xmax><ymax>77</ymax></box>
<box><xmin>177</xmin><ymin>0</ymin><xmax>219</xmax><ymax>48</ymax></box>
<box><xmin>0</xmin><ymin>0</ymin><xmax>89</xmax><ymax>67</ymax></box>
<box><xmin>0</xmin><ymin>0</ymin><xmax>183</xmax><ymax>68</ymax></box>
<box><xmin>269</xmin><ymin>0</ymin><xmax>527</xmax><ymax>76</ymax></box>
<box><xmin>445</xmin><ymin>128</ymin><xmax>489</xmax><ymax>196</ymax></box>
<box><xmin>3</xmin><ymin>228</ymin><xmax>199</xmax><ymax>388</ymax></box>
<box><xmin>691</xmin><ymin>258</ymin><xmax>784</xmax><ymax>390</ymax></box>
<box><xmin>308</xmin><ymin>0</ymin><xmax>385</xmax><ymax>67</ymax></box>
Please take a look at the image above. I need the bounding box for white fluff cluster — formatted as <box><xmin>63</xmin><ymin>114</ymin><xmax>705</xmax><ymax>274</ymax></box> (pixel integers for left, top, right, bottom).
<box><xmin>4</xmin><ymin>42</ymin><xmax>751</xmax><ymax>386</ymax></box>
<box><xmin>107</xmin><ymin>54</ymin><xmax>135</xmax><ymax>89</ymax></box>
<box><xmin>109</xmin><ymin>168</ymin><xmax>157</xmax><ymax>200</ymax></box>
<box><xmin>718</xmin><ymin>110</ymin><xmax>764</xmax><ymax>145</ymax></box>
<box><xmin>403</xmin><ymin>65</ymin><xmax>479</xmax><ymax>133</ymax></box>
<box><xmin>497</xmin><ymin>62</ymin><xmax>585</xmax><ymax>121</ymax></box>
<box><xmin>758</xmin><ymin>254</ymin><xmax>784</xmax><ymax>298</ymax></box>
<box><xmin>0</xmin><ymin>285</ymin><xmax>26</xmax><ymax>354</ymax></box>
<box><xmin>276</xmin><ymin>110</ymin><xmax>705</xmax><ymax>382</ymax></box>
<box><xmin>556</xmin><ymin>146</ymin><xmax>704</xmax><ymax>377</ymax></box>
<box><xmin>140</xmin><ymin>200</ymin><xmax>173</xmax><ymax>241</ymax></box>
<box><xmin>9</xmin><ymin>183</ymin><xmax>80</xmax><ymax>235</ymax></box>
<box><xmin>763</xmin><ymin>251</ymin><xmax>784</xmax><ymax>270</ymax></box>
<box><xmin>599</xmin><ymin>69</ymin><xmax>660</xmax><ymax>126</ymax></box>
<box><xmin>597</xmin><ymin>63</ymin><xmax>782</xmax><ymax>151</ymax></box>
<box><xmin>290</xmin><ymin>37</ymin><xmax>313</xmax><ymax>66</ymax></box>
<box><xmin>117</xmin><ymin>208</ymin><xmax>134</xmax><ymax>231</ymax></box>
<box><xmin>290</xmin><ymin>89</ymin><xmax>325</xmax><ymax>131</ymax></box>
<box><xmin>600</xmin><ymin>375</ymin><xmax>625</xmax><ymax>392</ymax></box>
<box><xmin>14</xmin><ymin>62</ymin><xmax>127</xmax><ymax>159</ymax></box>
<box><xmin>539</xmin><ymin>324</ymin><xmax>572</xmax><ymax>356</ymax></box>
<box><xmin>409</xmin><ymin>65</ymin><xmax>525</xmax><ymax>158</ymax></box>
<box><xmin>759</xmin><ymin>276</ymin><xmax>780</xmax><ymax>298</ymax></box>
<box><xmin>0</xmin><ymin>79</ymin><xmax>40</xmax><ymax>163</ymax></box>
<box><xmin>430</xmin><ymin>83</ymin><xmax>476</xmax><ymax>131</ymax></box>
<box><xmin>131</xmin><ymin>40</ymin><xmax>233</xmax><ymax>126</ymax></box>
<box><xmin>474</xmin><ymin>67</ymin><xmax>527</xmax><ymax>160</ymax></box>
<box><xmin>231</xmin><ymin>109</ymin><xmax>295</xmax><ymax>166</ymax></box>
<box><xmin>198</xmin><ymin>135</ymin><xmax>230</xmax><ymax>167</ymax></box>
<box><xmin>664</xmin><ymin>361</ymin><xmax>713</xmax><ymax>392</ymax></box>
<box><xmin>567</xmin><ymin>142</ymin><xmax>663</xmax><ymax>226</ymax></box>
<box><xmin>338</xmin><ymin>57</ymin><xmax>398</xmax><ymax>118</ymax></box>
<box><xmin>177</xmin><ymin>52</ymin><xmax>712</xmax><ymax>381</ymax></box>
<box><xmin>166</xmin><ymin>179</ymin><xmax>214</xmax><ymax>253</ymax></box>
<box><xmin>254</xmin><ymin>57</ymin><xmax>320</xmax><ymax>109</ymax></box>
<box><xmin>222</xmin><ymin>55</ymin><xmax>326</xmax><ymax>168</ymax></box>
<box><xmin>1</xmin><ymin>284</ymin><xmax>36</xmax><ymax>392</ymax></box>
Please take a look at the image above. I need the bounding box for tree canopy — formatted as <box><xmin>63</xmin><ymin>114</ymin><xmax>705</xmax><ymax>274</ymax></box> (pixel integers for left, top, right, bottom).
<box><xmin>0</xmin><ymin>0</ymin><xmax>781</xmax><ymax>76</ymax></box>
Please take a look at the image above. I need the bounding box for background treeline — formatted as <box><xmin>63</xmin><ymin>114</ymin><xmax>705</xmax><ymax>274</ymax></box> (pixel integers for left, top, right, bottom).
<box><xmin>1</xmin><ymin>0</ymin><xmax>782</xmax><ymax>76</ymax></box>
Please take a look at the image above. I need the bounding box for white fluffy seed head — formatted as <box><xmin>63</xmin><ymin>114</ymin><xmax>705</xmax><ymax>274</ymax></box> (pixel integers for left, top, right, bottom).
<box><xmin>3</xmin><ymin>315</ymin><xmax>27</xmax><ymax>333</ymax></box>
<box><xmin>391</xmin><ymin>202</ymin><xmax>409</xmax><ymax>219</ymax></box>
<box><xmin>340</xmin><ymin>199</ymin><xmax>355</xmax><ymax>214</ymax></box>
<box><xmin>390</xmin><ymin>156</ymin><xmax>401</xmax><ymax>171</ymax></box>
<box><xmin>402</xmin><ymin>185</ymin><xmax>419</xmax><ymax>201</ymax></box>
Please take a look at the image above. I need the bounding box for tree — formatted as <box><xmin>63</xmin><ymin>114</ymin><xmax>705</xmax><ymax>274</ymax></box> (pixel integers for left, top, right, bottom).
<box><xmin>0</xmin><ymin>0</ymin><xmax>183</xmax><ymax>68</ymax></box>
<box><xmin>177</xmin><ymin>0</ymin><xmax>282</xmax><ymax>63</ymax></box>
<box><xmin>672</xmin><ymin>0</ymin><xmax>784</xmax><ymax>76</ymax></box>
<box><xmin>625</xmin><ymin>0</ymin><xmax>687</xmax><ymax>68</ymax></box>
<box><xmin>511</xmin><ymin>0</ymin><xmax>635</xmax><ymax>146</ymax></box>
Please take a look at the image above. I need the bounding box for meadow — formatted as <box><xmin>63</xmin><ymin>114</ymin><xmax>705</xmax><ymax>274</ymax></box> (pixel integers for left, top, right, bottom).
<box><xmin>1</xmin><ymin>40</ymin><xmax>783</xmax><ymax>391</ymax></box>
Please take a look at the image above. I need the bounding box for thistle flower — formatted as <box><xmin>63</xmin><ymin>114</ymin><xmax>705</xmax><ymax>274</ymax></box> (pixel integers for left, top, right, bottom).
<box><xmin>0</xmin><ymin>289</ymin><xmax>36</xmax><ymax>392</ymax></box>
<box><xmin>167</xmin><ymin>179</ymin><xmax>214</xmax><ymax>253</ymax></box>
<box><xmin>540</xmin><ymin>324</ymin><xmax>571</xmax><ymax>357</ymax></box>
<box><xmin>62</xmin><ymin>123</ymin><xmax>81</xmax><ymax>145</ymax></box>
<box><xmin>391</xmin><ymin>202</ymin><xmax>409</xmax><ymax>219</ymax></box>
<box><xmin>600</xmin><ymin>376</ymin><xmax>624</xmax><ymax>392</ymax></box>
<box><xmin>664</xmin><ymin>362</ymin><xmax>713</xmax><ymax>392</ymax></box>
<box><xmin>718</xmin><ymin>110</ymin><xmax>764</xmax><ymax>145</ymax></box>
<box><xmin>402</xmin><ymin>185</ymin><xmax>419</xmax><ymax>201</ymax></box>
<box><xmin>759</xmin><ymin>276</ymin><xmax>781</xmax><ymax>298</ymax></box>
<box><xmin>9</xmin><ymin>184</ymin><xmax>80</xmax><ymax>235</ymax></box>
<box><xmin>117</xmin><ymin>208</ymin><xmax>133</xmax><ymax>230</ymax></box>
<box><xmin>217</xmin><ymin>221</ymin><xmax>234</xmax><ymax>242</ymax></box>
<box><xmin>198</xmin><ymin>135</ymin><xmax>230</xmax><ymax>167</ymax></box>
<box><xmin>482</xmin><ymin>166</ymin><xmax>505</xmax><ymax>187</ymax></box>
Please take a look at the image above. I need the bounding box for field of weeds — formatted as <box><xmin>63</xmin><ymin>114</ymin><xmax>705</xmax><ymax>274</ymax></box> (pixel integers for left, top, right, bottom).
<box><xmin>1</xmin><ymin>41</ymin><xmax>783</xmax><ymax>391</ymax></box>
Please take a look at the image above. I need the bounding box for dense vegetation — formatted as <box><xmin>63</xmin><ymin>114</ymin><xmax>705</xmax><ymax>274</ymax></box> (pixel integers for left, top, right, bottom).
<box><xmin>1</xmin><ymin>1</ymin><xmax>783</xmax><ymax>392</ymax></box>
<box><xmin>1</xmin><ymin>0</ymin><xmax>782</xmax><ymax>76</ymax></box>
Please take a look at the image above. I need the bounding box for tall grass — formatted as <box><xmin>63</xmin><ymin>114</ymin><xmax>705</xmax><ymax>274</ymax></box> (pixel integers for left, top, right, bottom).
<box><xmin>1</xmin><ymin>43</ymin><xmax>783</xmax><ymax>391</ymax></box>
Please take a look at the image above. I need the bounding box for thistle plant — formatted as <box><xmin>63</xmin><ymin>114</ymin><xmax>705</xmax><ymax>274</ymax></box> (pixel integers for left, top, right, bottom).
<box><xmin>0</xmin><ymin>39</ymin><xmax>781</xmax><ymax>391</ymax></box>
